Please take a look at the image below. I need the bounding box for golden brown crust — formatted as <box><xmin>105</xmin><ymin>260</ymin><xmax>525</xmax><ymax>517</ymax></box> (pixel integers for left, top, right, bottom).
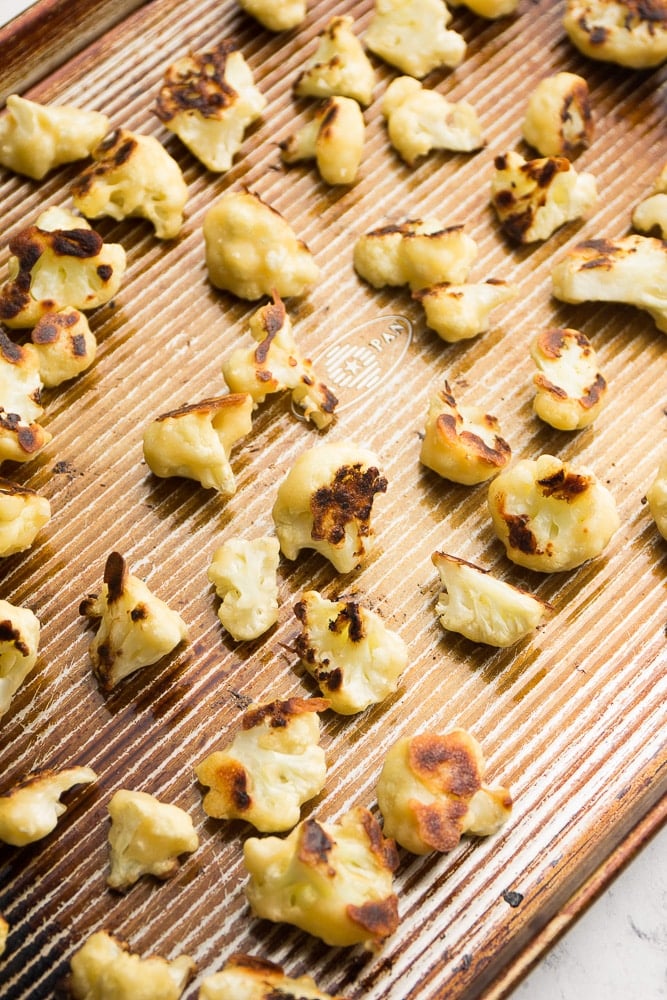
<box><xmin>155</xmin><ymin>41</ymin><xmax>239</xmax><ymax>122</ymax></box>
<box><xmin>310</xmin><ymin>464</ymin><xmax>387</xmax><ymax>546</ymax></box>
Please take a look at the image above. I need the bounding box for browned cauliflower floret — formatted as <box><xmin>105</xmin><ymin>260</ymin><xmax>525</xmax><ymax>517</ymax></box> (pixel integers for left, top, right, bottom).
<box><xmin>238</xmin><ymin>0</ymin><xmax>307</xmax><ymax>31</ymax></box>
<box><xmin>0</xmin><ymin>766</ymin><xmax>97</xmax><ymax>846</ymax></box>
<box><xmin>531</xmin><ymin>327</ymin><xmax>607</xmax><ymax>430</ymax></box>
<box><xmin>0</xmin><ymin>915</ymin><xmax>7</xmax><ymax>956</ymax></box>
<box><xmin>0</xmin><ymin>330</ymin><xmax>51</xmax><ymax>464</ymax></box>
<box><xmin>0</xmin><ymin>477</ymin><xmax>51</xmax><ymax>557</ymax></box>
<box><xmin>632</xmin><ymin>163</ymin><xmax>667</xmax><ymax>239</ymax></box>
<box><xmin>376</xmin><ymin>729</ymin><xmax>512</xmax><ymax>855</ymax></box>
<box><xmin>195</xmin><ymin>698</ymin><xmax>328</xmax><ymax>832</ymax></box>
<box><xmin>0</xmin><ymin>598</ymin><xmax>40</xmax><ymax>721</ymax></box>
<box><xmin>522</xmin><ymin>72</ymin><xmax>594</xmax><ymax>158</ymax></box>
<box><xmin>416</xmin><ymin>279</ymin><xmax>518</xmax><ymax>343</ymax></box>
<box><xmin>200</xmin><ymin>954</ymin><xmax>348</xmax><ymax>1000</ymax></box>
<box><xmin>449</xmin><ymin>0</ymin><xmax>518</xmax><ymax>14</ymax></box>
<box><xmin>354</xmin><ymin>219</ymin><xmax>477</xmax><ymax>292</ymax></box>
<box><xmin>646</xmin><ymin>453</ymin><xmax>667</xmax><ymax>540</ymax></box>
<box><xmin>69</xmin><ymin>931</ymin><xmax>195</xmax><ymax>1000</ymax></box>
<box><xmin>280</xmin><ymin>96</ymin><xmax>365</xmax><ymax>186</ymax></box>
<box><xmin>382</xmin><ymin>77</ymin><xmax>484</xmax><ymax>166</ymax></box>
<box><xmin>563</xmin><ymin>0</ymin><xmax>667</xmax><ymax>68</ymax></box>
<box><xmin>208</xmin><ymin>535</ymin><xmax>280</xmax><ymax>641</ymax></box>
<box><xmin>29</xmin><ymin>307</ymin><xmax>96</xmax><ymax>387</ymax></box>
<box><xmin>243</xmin><ymin>806</ymin><xmax>399</xmax><ymax>947</ymax></box>
<box><xmin>365</xmin><ymin>0</ymin><xmax>466</xmax><ymax>77</ymax></box>
<box><xmin>294</xmin><ymin>15</ymin><xmax>376</xmax><ymax>106</ymax></box>
<box><xmin>155</xmin><ymin>41</ymin><xmax>266</xmax><ymax>173</ymax></box>
<box><xmin>79</xmin><ymin>551</ymin><xmax>188</xmax><ymax>691</ymax></box>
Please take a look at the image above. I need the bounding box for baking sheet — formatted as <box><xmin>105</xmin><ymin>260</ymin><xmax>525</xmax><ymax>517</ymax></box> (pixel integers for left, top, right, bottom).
<box><xmin>0</xmin><ymin>1</ymin><xmax>665</xmax><ymax>997</ymax></box>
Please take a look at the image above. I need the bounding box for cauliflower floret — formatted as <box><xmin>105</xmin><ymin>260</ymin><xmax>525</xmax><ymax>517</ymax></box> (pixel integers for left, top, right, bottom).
<box><xmin>294</xmin><ymin>15</ymin><xmax>376</xmax><ymax>106</ymax></box>
<box><xmin>195</xmin><ymin>697</ymin><xmax>328</xmax><ymax>832</ymax></box>
<box><xmin>237</xmin><ymin>0</ymin><xmax>306</xmax><ymax>31</ymax></box>
<box><xmin>70</xmin><ymin>931</ymin><xmax>195</xmax><ymax>1000</ymax></box>
<box><xmin>0</xmin><ymin>477</ymin><xmax>51</xmax><ymax>557</ymax></box>
<box><xmin>71</xmin><ymin>128</ymin><xmax>187</xmax><ymax>239</ymax></box>
<box><xmin>208</xmin><ymin>535</ymin><xmax>280</xmax><ymax>641</ymax></box>
<box><xmin>0</xmin><ymin>329</ymin><xmax>51</xmax><ymax>464</ymax></box>
<box><xmin>79</xmin><ymin>551</ymin><xmax>188</xmax><ymax>691</ymax></box>
<box><xmin>199</xmin><ymin>954</ymin><xmax>347</xmax><ymax>1000</ymax></box>
<box><xmin>416</xmin><ymin>279</ymin><xmax>518</xmax><ymax>343</ymax></box>
<box><xmin>243</xmin><ymin>806</ymin><xmax>399</xmax><ymax>947</ymax></box>
<box><xmin>0</xmin><ymin>93</ymin><xmax>109</xmax><ymax>180</ymax></box>
<box><xmin>646</xmin><ymin>454</ymin><xmax>667</xmax><ymax>540</ymax></box>
<box><xmin>563</xmin><ymin>0</ymin><xmax>667</xmax><ymax>68</ymax></box>
<box><xmin>272</xmin><ymin>441</ymin><xmax>387</xmax><ymax>573</ymax></box>
<box><xmin>222</xmin><ymin>293</ymin><xmax>337</xmax><ymax>428</ymax></box>
<box><xmin>0</xmin><ymin>915</ymin><xmax>7</xmax><ymax>956</ymax></box>
<box><xmin>354</xmin><ymin>219</ymin><xmax>477</xmax><ymax>292</ymax></box>
<box><xmin>632</xmin><ymin>163</ymin><xmax>667</xmax><ymax>239</ymax></box>
<box><xmin>106</xmin><ymin>789</ymin><xmax>199</xmax><ymax>890</ymax></box>
<box><xmin>531</xmin><ymin>327</ymin><xmax>607</xmax><ymax>430</ymax></box>
<box><xmin>280</xmin><ymin>96</ymin><xmax>365</xmax><ymax>186</ymax></box>
<box><xmin>382</xmin><ymin>76</ymin><xmax>484</xmax><ymax>166</ymax></box>
<box><xmin>487</xmin><ymin>453</ymin><xmax>620</xmax><ymax>572</ymax></box>
<box><xmin>143</xmin><ymin>393</ymin><xmax>253</xmax><ymax>495</ymax></box>
<box><xmin>551</xmin><ymin>235</ymin><xmax>667</xmax><ymax>333</ymax></box>
<box><xmin>376</xmin><ymin>729</ymin><xmax>512</xmax><ymax>855</ymax></box>
<box><xmin>29</xmin><ymin>307</ymin><xmax>96</xmax><ymax>387</ymax></box>
<box><xmin>365</xmin><ymin>0</ymin><xmax>466</xmax><ymax>78</ymax></box>
<box><xmin>448</xmin><ymin>0</ymin><xmax>518</xmax><ymax>15</ymax></box>
<box><xmin>491</xmin><ymin>150</ymin><xmax>597</xmax><ymax>243</ymax></box>
<box><xmin>204</xmin><ymin>189</ymin><xmax>319</xmax><ymax>300</ymax></box>
<box><xmin>155</xmin><ymin>41</ymin><xmax>266</xmax><ymax>173</ymax></box>
<box><xmin>0</xmin><ymin>766</ymin><xmax>97</xmax><ymax>846</ymax></box>
<box><xmin>419</xmin><ymin>382</ymin><xmax>511</xmax><ymax>485</ymax></box>
<box><xmin>521</xmin><ymin>72</ymin><xmax>594</xmax><ymax>158</ymax></box>
<box><xmin>0</xmin><ymin>599</ymin><xmax>40</xmax><ymax>721</ymax></box>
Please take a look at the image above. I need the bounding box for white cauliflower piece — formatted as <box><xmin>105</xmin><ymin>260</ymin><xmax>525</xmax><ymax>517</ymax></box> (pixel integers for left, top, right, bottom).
<box><xmin>199</xmin><ymin>954</ymin><xmax>347</xmax><ymax>1000</ymax></box>
<box><xmin>632</xmin><ymin>163</ymin><xmax>667</xmax><ymax>239</ymax></box>
<box><xmin>195</xmin><ymin>697</ymin><xmax>328</xmax><ymax>832</ymax></box>
<box><xmin>563</xmin><ymin>0</ymin><xmax>667</xmax><ymax>68</ymax></box>
<box><xmin>294</xmin><ymin>15</ymin><xmax>376</xmax><ymax>106</ymax></box>
<box><xmin>222</xmin><ymin>292</ymin><xmax>337</xmax><ymax>428</ymax></box>
<box><xmin>243</xmin><ymin>806</ymin><xmax>399</xmax><ymax>947</ymax></box>
<box><xmin>155</xmin><ymin>41</ymin><xmax>266</xmax><ymax>173</ymax></box>
<box><xmin>491</xmin><ymin>150</ymin><xmax>597</xmax><ymax>242</ymax></box>
<box><xmin>487</xmin><ymin>453</ymin><xmax>620</xmax><ymax>572</ymax></box>
<box><xmin>294</xmin><ymin>590</ymin><xmax>408</xmax><ymax>715</ymax></box>
<box><xmin>0</xmin><ymin>766</ymin><xmax>97</xmax><ymax>846</ymax></box>
<box><xmin>0</xmin><ymin>599</ymin><xmax>40</xmax><ymax>721</ymax></box>
<box><xmin>29</xmin><ymin>307</ymin><xmax>96</xmax><ymax>387</ymax></box>
<box><xmin>208</xmin><ymin>535</ymin><xmax>280</xmax><ymax>641</ymax></box>
<box><xmin>70</xmin><ymin>931</ymin><xmax>195</xmax><ymax>1000</ymax></box>
<box><xmin>71</xmin><ymin>128</ymin><xmax>187</xmax><ymax>239</ymax></box>
<box><xmin>106</xmin><ymin>789</ymin><xmax>199</xmax><ymax>890</ymax></box>
<box><xmin>237</xmin><ymin>0</ymin><xmax>306</xmax><ymax>31</ymax></box>
<box><xmin>531</xmin><ymin>327</ymin><xmax>607</xmax><ymax>430</ymax></box>
<box><xmin>419</xmin><ymin>382</ymin><xmax>511</xmax><ymax>485</ymax></box>
<box><xmin>376</xmin><ymin>729</ymin><xmax>512</xmax><ymax>855</ymax></box>
<box><xmin>0</xmin><ymin>478</ymin><xmax>51</xmax><ymax>557</ymax></box>
<box><xmin>382</xmin><ymin>76</ymin><xmax>484</xmax><ymax>166</ymax></box>
<box><xmin>448</xmin><ymin>0</ymin><xmax>518</xmax><ymax>15</ymax></box>
<box><xmin>646</xmin><ymin>454</ymin><xmax>667</xmax><ymax>540</ymax></box>
<box><xmin>354</xmin><ymin>218</ymin><xmax>477</xmax><ymax>292</ymax></box>
<box><xmin>204</xmin><ymin>189</ymin><xmax>319</xmax><ymax>300</ymax></box>
<box><xmin>142</xmin><ymin>392</ymin><xmax>253</xmax><ymax>495</ymax></box>
<box><xmin>0</xmin><ymin>329</ymin><xmax>51</xmax><ymax>464</ymax></box>
<box><xmin>79</xmin><ymin>551</ymin><xmax>188</xmax><ymax>691</ymax></box>
<box><xmin>417</xmin><ymin>279</ymin><xmax>518</xmax><ymax>343</ymax></box>
<box><xmin>272</xmin><ymin>441</ymin><xmax>387</xmax><ymax>573</ymax></box>
<box><xmin>280</xmin><ymin>96</ymin><xmax>365</xmax><ymax>186</ymax></box>
<box><xmin>521</xmin><ymin>72</ymin><xmax>594</xmax><ymax>158</ymax></box>
<box><xmin>551</xmin><ymin>234</ymin><xmax>667</xmax><ymax>333</ymax></box>
<box><xmin>0</xmin><ymin>93</ymin><xmax>109</xmax><ymax>180</ymax></box>
<box><xmin>365</xmin><ymin>0</ymin><xmax>466</xmax><ymax>77</ymax></box>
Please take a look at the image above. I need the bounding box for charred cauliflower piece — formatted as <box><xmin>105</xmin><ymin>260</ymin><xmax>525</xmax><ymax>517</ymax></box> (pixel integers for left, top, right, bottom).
<box><xmin>208</xmin><ymin>535</ymin><xmax>280</xmax><ymax>641</ymax></box>
<box><xmin>0</xmin><ymin>330</ymin><xmax>51</xmax><ymax>464</ymax></box>
<box><xmin>70</xmin><ymin>931</ymin><xmax>195</xmax><ymax>1000</ymax></box>
<box><xmin>0</xmin><ymin>477</ymin><xmax>51</xmax><ymax>557</ymax></box>
<box><xmin>195</xmin><ymin>697</ymin><xmax>328</xmax><ymax>832</ymax></box>
<box><xmin>365</xmin><ymin>0</ymin><xmax>466</xmax><ymax>77</ymax></box>
<box><xmin>200</xmin><ymin>954</ymin><xmax>348</xmax><ymax>1000</ymax></box>
<box><xmin>646</xmin><ymin>454</ymin><xmax>667</xmax><ymax>540</ymax></box>
<box><xmin>417</xmin><ymin>279</ymin><xmax>517</xmax><ymax>343</ymax></box>
<box><xmin>244</xmin><ymin>806</ymin><xmax>399</xmax><ymax>947</ymax></box>
<box><xmin>0</xmin><ymin>93</ymin><xmax>109</xmax><ymax>180</ymax></box>
<box><xmin>106</xmin><ymin>789</ymin><xmax>199</xmax><ymax>890</ymax></box>
<box><xmin>488</xmin><ymin>454</ymin><xmax>620</xmax><ymax>572</ymax></box>
<box><xmin>420</xmin><ymin>382</ymin><xmax>511</xmax><ymax>485</ymax></box>
<box><xmin>522</xmin><ymin>72</ymin><xmax>594</xmax><ymax>158</ymax></box>
<box><xmin>563</xmin><ymin>0</ymin><xmax>667</xmax><ymax>68</ymax></box>
<box><xmin>280</xmin><ymin>96</ymin><xmax>365</xmax><ymax>186</ymax></box>
<box><xmin>272</xmin><ymin>441</ymin><xmax>387</xmax><ymax>573</ymax></box>
<box><xmin>0</xmin><ymin>599</ymin><xmax>40</xmax><ymax>721</ymax></box>
<box><xmin>382</xmin><ymin>76</ymin><xmax>484</xmax><ymax>166</ymax></box>
<box><xmin>632</xmin><ymin>163</ymin><xmax>667</xmax><ymax>239</ymax></box>
<box><xmin>143</xmin><ymin>393</ymin><xmax>253</xmax><ymax>495</ymax></box>
<box><xmin>294</xmin><ymin>15</ymin><xmax>376</xmax><ymax>106</ymax></box>
<box><xmin>531</xmin><ymin>327</ymin><xmax>607</xmax><ymax>431</ymax></box>
<box><xmin>156</xmin><ymin>41</ymin><xmax>266</xmax><ymax>173</ymax></box>
<box><xmin>491</xmin><ymin>150</ymin><xmax>597</xmax><ymax>243</ymax></box>
<box><xmin>449</xmin><ymin>0</ymin><xmax>518</xmax><ymax>15</ymax></box>
<box><xmin>29</xmin><ymin>307</ymin><xmax>96</xmax><ymax>387</ymax></box>
<box><xmin>0</xmin><ymin>766</ymin><xmax>97</xmax><ymax>846</ymax></box>
<box><xmin>238</xmin><ymin>0</ymin><xmax>307</xmax><ymax>31</ymax></box>
<box><xmin>354</xmin><ymin>218</ymin><xmax>477</xmax><ymax>292</ymax></box>
<box><xmin>376</xmin><ymin>729</ymin><xmax>512</xmax><ymax>855</ymax></box>
<box><xmin>79</xmin><ymin>551</ymin><xmax>188</xmax><ymax>691</ymax></box>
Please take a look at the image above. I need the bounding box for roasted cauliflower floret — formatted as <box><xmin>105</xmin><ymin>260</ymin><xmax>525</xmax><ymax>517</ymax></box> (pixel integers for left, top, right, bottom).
<box><xmin>69</xmin><ymin>931</ymin><xmax>195</xmax><ymax>1000</ymax></box>
<box><xmin>0</xmin><ymin>93</ymin><xmax>109</xmax><ymax>180</ymax></box>
<box><xmin>243</xmin><ymin>806</ymin><xmax>399</xmax><ymax>947</ymax></box>
<box><xmin>29</xmin><ymin>307</ymin><xmax>96</xmax><ymax>387</ymax></box>
<box><xmin>71</xmin><ymin>128</ymin><xmax>187</xmax><ymax>239</ymax></box>
<box><xmin>646</xmin><ymin>453</ymin><xmax>667</xmax><ymax>540</ymax></box>
<box><xmin>79</xmin><ymin>551</ymin><xmax>188</xmax><ymax>691</ymax></box>
<box><xmin>143</xmin><ymin>393</ymin><xmax>253</xmax><ymax>495</ymax></box>
<box><xmin>417</xmin><ymin>279</ymin><xmax>518</xmax><ymax>343</ymax></box>
<box><xmin>237</xmin><ymin>0</ymin><xmax>306</xmax><ymax>31</ymax></box>
<box><xmin>365</xmin><ymin>0</ymin><xmax>466</xmax><ymax>77</ymax></box>
<box><xmin>200</xmin><ymin>954</ymin><xmax>348</xmax><ymax>1000</ymax></box>
<box><xmin>0</xmin><ymin>477</ymin><xmax>51</xmax><ymax>557</ymax></box>
<box><xmin>376</xmin><ymin>729</ymin><xmax>512</xmax><ymax>855</ymax></box>
<box><xmin>155</xmin><ymin>41</ymin><xmax>266</xmax><ymax>173</ymax></box>
<box><xmin>521</xmin><ymin>72</ymin><xmax>594</xmax><ymax>158</ymax></box>
<box><xmin>222</xmin><ymin>293</ymin><xmax>337</xmax><ymax>428</ymax></box>
<box><xmin>491</xmin><ymin>150</ymin><xmax>597</xmax><ymax>243</ymax></box>
<box><xmin>0</xmin><ymin>599</ymin><xmax>40</xmax><ymax>721</ymax></box>
<box><xmin>382</xmin><ymin>76</ymin><xmax>484</xmax><ymax>166</ymax></box>
<box><xmin>448</xmin><ymin>0</ymin><xmax>518</xmax><ymax>15</ymax></box>
<box><xmin>0</xmin><ymin>766</ymin><xmax>97</xmax><ymax>846</ymax></box>
<box><xmin>208</xmin><ymin>535</ymin><xmax>280</xmax><ymax>641</ymax></box>
<box><xmin>0</xmin><ymin>915</ymin><xmax>7</xmax><ymax>956</ymax></box>
<box><xmin>488</xmin><ymin>453</ymin><xmax>619</xmax><ymax>572</ymax></box>
<box><xmin>632</xmin><ymin>163</ymin><xmax>667</xmax><ymax>239</ymax></box>
<box><xmin>419</xmin><ymin>382</ymin><xmax>511</xmax><ymax>485</ymax></box>
<box><xmin>195</xmin><ymin>697</ymin><xmax>328</xmax><ymax>832</ymax></box>
<box><xmin>0</xmin><ymin>329</ymin><xmax>51</xmax><ymax>464</ymax></box>
<box><xmin>280</xmin><ymin>96</ymin><xmax>365</xmax><ymax>186</ymax></box>
<box><xmin>354</xmin><ymin>219</ymin><xmax>477</xmax><ymax>292</ymax></box>
<box><xmin>294</xmin><ymin>15</ymin><xmax>376</xmax><ymax>106</ymax></box>
<box><xmin>272</xmin><ymin>441</ymin><xmax>388</xmax><ymax>573</ymax></box>
<box><xmin>204</xmin><ymin>189</ymin><xmax>319</xmax><ymax>300</ymax></box>
<box><xmin>531</xmin><ymin>327</ymin><xmax>607</xmax><ymax>431</ymax></box>
<box><xmin>106</xmin><ymin>789</ymin><xmax>199</xmax><ymax>890</ymax></box>
<box><xmin>563</xmin><ymin>0</ymin><xmax>667</xmax><ymax>68</ymax></box>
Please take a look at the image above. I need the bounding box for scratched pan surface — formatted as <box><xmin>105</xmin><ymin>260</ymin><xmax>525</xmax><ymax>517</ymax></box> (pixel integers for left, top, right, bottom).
<box><xmin>0</xmin><ymin>1</ymin><xmax>665</xmax><ymax>998</ymax></box>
